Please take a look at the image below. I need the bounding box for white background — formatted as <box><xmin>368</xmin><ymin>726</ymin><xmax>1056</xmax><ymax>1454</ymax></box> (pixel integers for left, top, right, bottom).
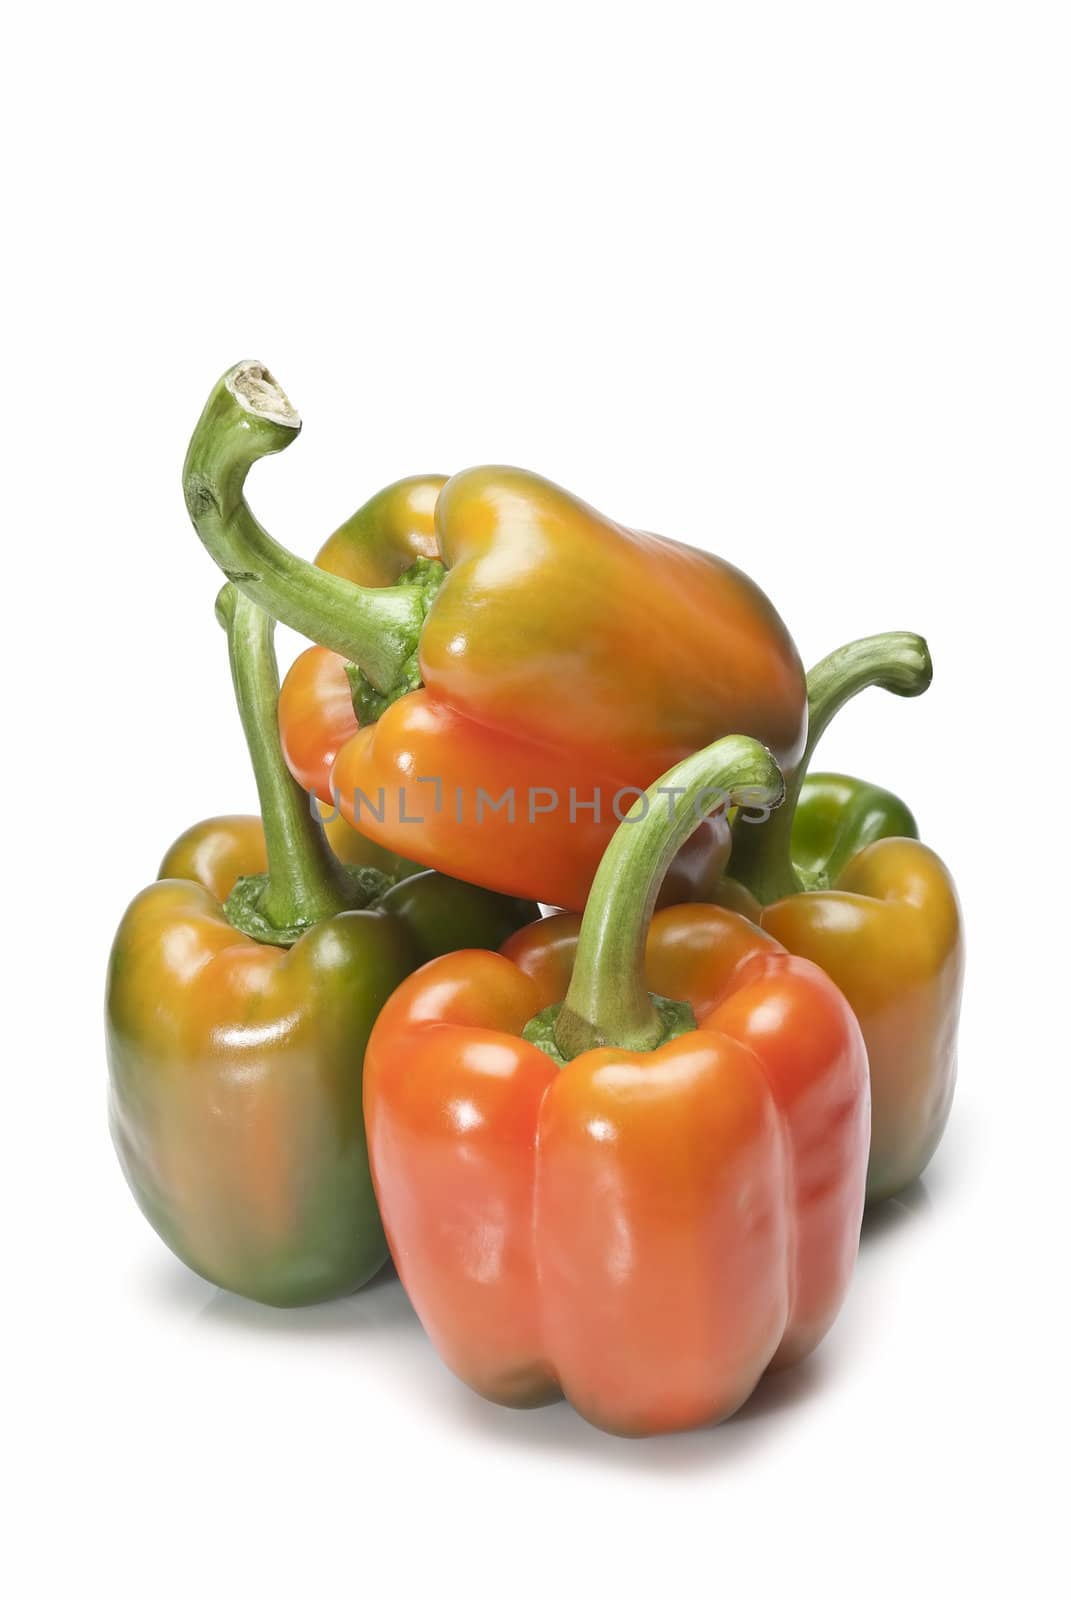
<box><xmin>4</xmin><ymin>4</ymin><xmax>1069</xmax><ymax>1595</ymax></box>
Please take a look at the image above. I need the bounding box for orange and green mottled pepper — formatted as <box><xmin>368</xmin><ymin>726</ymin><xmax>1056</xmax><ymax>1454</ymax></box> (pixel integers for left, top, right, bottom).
<box><xmin>106</xmin><ymin>587</ymin><xmax>537</xmax><ymax>1307</ymax></box>
<box><xmin>727</xmin><ymin>634</ymin><xmax>963</xmax><ymax>1204</ymax></box>
<box><xmin>183</xmin><ymin>361</ymin><xmax>805</xmax><ymax>909</ymax></box>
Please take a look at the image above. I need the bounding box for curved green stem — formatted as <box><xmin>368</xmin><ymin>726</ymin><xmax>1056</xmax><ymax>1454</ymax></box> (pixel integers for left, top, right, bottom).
<box><xmin>216</xmin><ymin>584</ymin><xmax>381</xmax><ymax>944</ymax></box>
<box><xmin>184</xmin><ymin>362</ymin><xmax>432</xmax><ymax>694</ymax></box>
<box><xmin>729</xmin><ymin>631</ymin><xmax>932</xmax><ymax>905</ymax></box>
<box><xmin>546</xmin><ymin>736</ymin><xmax>784</xmax><ymax>1060</ymax></box>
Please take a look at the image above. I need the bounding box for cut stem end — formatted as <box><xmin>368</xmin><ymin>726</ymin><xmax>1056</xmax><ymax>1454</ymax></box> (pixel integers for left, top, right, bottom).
<box><xmin>226</xmin><ymin>360</ymin><xmax>301</xmax><ymax>430</ymax></box>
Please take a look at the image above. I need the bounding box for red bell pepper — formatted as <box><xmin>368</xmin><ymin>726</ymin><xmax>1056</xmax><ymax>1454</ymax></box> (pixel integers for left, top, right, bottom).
<box><xmin>364</xmin><ymin>735</ymin><xmax>869</xmax><ymax>1435</ymax></box>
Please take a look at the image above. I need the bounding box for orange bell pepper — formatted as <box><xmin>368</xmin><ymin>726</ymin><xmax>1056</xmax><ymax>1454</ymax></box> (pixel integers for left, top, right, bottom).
<box><xmin>364</xmin><ymin>735</ymin><xmax>869</xmax><ymax>1436</ymax></box>
<box><xmin>183</xmin><ymin>361</ymin><xmax>805</xmax><ymax>908</ymax></box>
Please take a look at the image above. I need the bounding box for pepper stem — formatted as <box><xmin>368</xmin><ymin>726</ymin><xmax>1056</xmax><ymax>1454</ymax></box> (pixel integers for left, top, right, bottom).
<box><xmin>729</xmin><ymin>631</ymin><xmax>932</xmax><ymax>905</ymax></box>
<box><xmin>547</xmin><ymin>736</ymin><xmax>784</xmax><ymax>1060</ymax></box>
<box><xmin>184</xmin><ymin>362</ymin><xmax>432</xmax><ymax>694</ymax></box>
<box><xmin>216</xmin><ymin>584</ymin><xmax>380</xmax><ymax>944</ymax></box>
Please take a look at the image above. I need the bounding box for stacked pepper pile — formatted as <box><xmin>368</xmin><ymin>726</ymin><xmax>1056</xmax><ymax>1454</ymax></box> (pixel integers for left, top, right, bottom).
<box><xmin>106</xmin><ymin>360</ymin><xmax>962</xmax><ymax>1436</ymax></box>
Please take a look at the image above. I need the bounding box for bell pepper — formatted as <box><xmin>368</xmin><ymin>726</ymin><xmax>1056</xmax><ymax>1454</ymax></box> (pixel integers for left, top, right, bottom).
<box><xmin>726</xmin><ymin>633</ymin><xmax>963</xmax><ymax>1204</ymax></box>
<box><xmin>182</xmin><ymin>360</ymin><xmax>806</xmax><ymax>908</ymax></box>
<box><xmin>278</xmin><ymin>510</ymin><xmax>735</xmax><ymax>911</ymax></box>
<box><xmin>363</xmin><ymin>735</ymin><xmax>869</xmax><ymax>1437</ymax></box>
<box><xmin>106</xmin><ymin>586</ymin><xmax>537</xmax><ymax>1308</ymax></box>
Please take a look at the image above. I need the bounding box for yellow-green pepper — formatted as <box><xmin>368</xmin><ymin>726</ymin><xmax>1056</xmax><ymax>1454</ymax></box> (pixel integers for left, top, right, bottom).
<box><xmin>106</xmin><ymin>587</ymin><xmax>537</xmax><ymax>1306</ymax></box>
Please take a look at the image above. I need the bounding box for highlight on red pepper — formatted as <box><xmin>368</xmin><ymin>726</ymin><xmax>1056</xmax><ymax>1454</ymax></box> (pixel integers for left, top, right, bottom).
<box><xmin>182</xmin><ymin>359</ymin><xmax>807</xmax><ymax>909</ymax></box>
<box><xmin>726</xmin><ymin>633</ymin><xmax>963</xmax><ymax>1204</ymax></box>
<box><xmin>106</xmin><ymin>585</ymin><xmax>538</xmax><ymax>1307</ymax></box>
<box><xmin>363</xmin><ymin>733</ymin><xmax>870</xmax><ymax>1437</ymax></box>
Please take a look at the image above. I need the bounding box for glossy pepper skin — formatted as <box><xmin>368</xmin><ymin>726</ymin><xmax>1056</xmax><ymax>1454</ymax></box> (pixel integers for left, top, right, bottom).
<box><xmin>280</xmin><ymin>633</ymin><xmax>731</xmax><ymax>909</ymax></box>
<box><xmin>364</xmin><ymin>737</ymin><xmax>869</xmax><ymax>1436</ymax></box>
<box><xmin>160</xmin><ymin>805</ymin><xmax>422</xmax><ymax>892</ymax></box>
<box><xmin>184</xmin><ymin>362</ymin><xmax>803</xmax><ymax>909</ymax></box>
<box><xmin>728</xmin><ymin>638</ymin><xmax>963</xmax><ymax>1204</ymax></box>
<box><xmin>107</xmin><ymin>591</ymin><xmax>537</xmax><ymax>1308</ymax></box>
<box><xmin>279</xmin><ymin>477</ymin><xmax>737</xmax><ymax>906</ymax></box>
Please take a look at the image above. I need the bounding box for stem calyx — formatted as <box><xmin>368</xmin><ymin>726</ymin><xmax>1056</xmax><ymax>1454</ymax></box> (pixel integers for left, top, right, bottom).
<box><xmin>224</xmin><ymin>864</ymin><xmax>391</xmax><ymax>947</ymax></box>
<box><xmin>345</xmin><ymin>556</ymin><xmax>445</xmax><ymax>724</ymax></box>
<box><xmin>526</xmin><ymin>734</ymin><xmax>784</xmax><ymax>1065</ymax></box>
